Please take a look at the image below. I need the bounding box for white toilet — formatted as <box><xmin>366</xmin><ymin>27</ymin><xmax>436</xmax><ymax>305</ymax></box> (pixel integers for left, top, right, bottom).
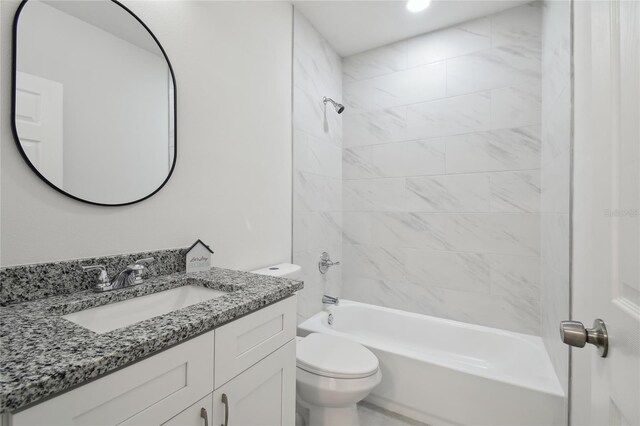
<box><xmin>250</xmin><ymin>263</ymin><xmax>381</xmax><ymax>426</ymax></box>
<box><xmin>296</xmin><ymin>333</ymin><xmax>381</xmax><ymax>426</ymax></box>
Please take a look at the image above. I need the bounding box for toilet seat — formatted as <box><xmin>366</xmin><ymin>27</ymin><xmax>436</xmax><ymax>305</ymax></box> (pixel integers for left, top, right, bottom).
<box><xmin>296</xmin><ymin>333</ymin><xmax>379</xmax><ymax>379</ymax></box>
<box><xmin>296</xmin><ymin>366</ymin><xmax>382</xmax><ymax>408</ymax></box>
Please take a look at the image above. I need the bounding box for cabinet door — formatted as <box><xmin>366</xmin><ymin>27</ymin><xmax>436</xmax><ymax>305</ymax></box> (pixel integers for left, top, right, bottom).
<box><xmin>215</xmin><ymin>296</ymin><xmax>296</xmax><ymax>388</ymax></box>
<box><xmin>161</xmin><ymin>393</ymin><xmax>213</xmax><ymax>426</ymax></box>
<box><xmin>212</xmin><ymin>340</ymin><xmax>295</xmax><ymax>426</ymax></box>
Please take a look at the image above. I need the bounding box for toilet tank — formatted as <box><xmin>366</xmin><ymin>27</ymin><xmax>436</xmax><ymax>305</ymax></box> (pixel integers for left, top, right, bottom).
<box><xmin>250</xmin><ymin>263</ymin><xmax>302</xmax><ymax>280</ymax></box>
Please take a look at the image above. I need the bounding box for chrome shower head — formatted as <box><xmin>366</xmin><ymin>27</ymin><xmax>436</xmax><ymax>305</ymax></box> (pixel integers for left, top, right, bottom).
<box><xmin>323</xmin><ymin>96</ymin><xmax>345</xmax><ymax>114</ymax></box>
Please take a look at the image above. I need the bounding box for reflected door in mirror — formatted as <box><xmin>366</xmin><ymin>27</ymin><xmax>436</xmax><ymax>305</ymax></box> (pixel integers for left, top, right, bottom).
<box><xmin>15</xmin><ymin>72</ymin><xmax>64</xmax><ymax>187</ymax></box>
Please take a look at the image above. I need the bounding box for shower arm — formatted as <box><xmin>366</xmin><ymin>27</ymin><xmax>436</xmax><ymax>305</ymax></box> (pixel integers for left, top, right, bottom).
<box><xmin>323</xmin><ymin>96</ymin><xmax>337</xmax><ymax>107</ymax></box>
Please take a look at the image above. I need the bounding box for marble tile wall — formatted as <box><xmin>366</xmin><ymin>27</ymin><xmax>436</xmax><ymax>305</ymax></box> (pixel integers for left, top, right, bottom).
<box><xmin>341</xmin><ymin>3</ymin><xmax>543</xmax><ymax>335</ymax></box>
<box><xmin>293</xmin><ymin>9</ymin><xmax>343</xmax><ymax>322</ymax></box>
<box><xmin>540</xmin><ymin>0</ymin><xmax>571</xmax><ymax>395</ymax></box>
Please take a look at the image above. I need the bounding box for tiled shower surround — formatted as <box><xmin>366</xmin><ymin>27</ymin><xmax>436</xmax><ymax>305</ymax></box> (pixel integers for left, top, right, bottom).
<box><xmin>293</xmin><ymin>10</ymin><xmax>343</xmax><ymax>322</ymax></box>
<box><xmin>540</xmin><ymin>0</ymin><xmax>572</xmax><ymax>395</ymax></box>
<box><xmin>340</xmin><ymin>3</ymin><xmax>543</xmax><ymax>334</ymax></box>
<box><xmin>292</xmin><ymin>2</ymin><xmax>570</xmax><ymax>340</ymax></box>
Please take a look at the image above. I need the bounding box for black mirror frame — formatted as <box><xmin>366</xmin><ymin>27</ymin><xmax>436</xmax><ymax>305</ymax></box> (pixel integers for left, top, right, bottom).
<box><xmin>11</xmin><ymin>0</ymin><xmax>177</xmax><ymax>207</ymax></box>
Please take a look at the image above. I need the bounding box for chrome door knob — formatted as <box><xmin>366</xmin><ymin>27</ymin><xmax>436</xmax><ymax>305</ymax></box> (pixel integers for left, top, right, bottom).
<box><xmin>560</xmin><ymin>319</ymin><xmax>608</xmax><ymax>357</ymax></box>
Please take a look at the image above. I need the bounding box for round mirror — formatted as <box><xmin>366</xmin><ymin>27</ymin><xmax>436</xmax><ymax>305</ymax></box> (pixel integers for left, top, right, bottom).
<box><xmin>12</xmin><ymin>0</ymin><xmax>176</xmax><ymax>206</ymax></box>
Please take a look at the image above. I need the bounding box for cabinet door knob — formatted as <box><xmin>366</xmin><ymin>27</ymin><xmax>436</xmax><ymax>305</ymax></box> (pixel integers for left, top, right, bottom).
<box><xmin>200</xmin><ymin>407</ymin><xmax>209</xmax><ymax>426</ymax></box>
<box><xmin>221</xmin><ymin>393</ymin><xmax>229</xmax><ymax>426</ymax></box>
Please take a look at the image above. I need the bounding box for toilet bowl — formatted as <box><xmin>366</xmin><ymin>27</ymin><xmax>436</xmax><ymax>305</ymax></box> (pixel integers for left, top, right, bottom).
<box><xmin>296</xmin><ymin>333</ymin><xmax>382</xmax><ymax>426</ymax></box>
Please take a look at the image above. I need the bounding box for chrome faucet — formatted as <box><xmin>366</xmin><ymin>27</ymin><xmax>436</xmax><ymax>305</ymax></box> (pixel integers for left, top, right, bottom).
<box><xmin>322</xmin><ymin>295</ymin><xmax>339</xmax><ymax>306</ymax></box>
<box><xmin>318</xmin><ymin>252</ymin><xmax>340</xmax><ymax>274</ymax></box>
<box><xmin>82</xmin><ymin>257</ymin><xmax>154</xmax><ymax>292</ymax></box>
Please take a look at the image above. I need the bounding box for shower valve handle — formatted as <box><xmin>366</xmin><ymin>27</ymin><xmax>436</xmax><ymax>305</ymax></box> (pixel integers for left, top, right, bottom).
<box><xmin>319</xmin><ymin>252</ymin><xmax>340</xmax><ymax>274</ymax></box>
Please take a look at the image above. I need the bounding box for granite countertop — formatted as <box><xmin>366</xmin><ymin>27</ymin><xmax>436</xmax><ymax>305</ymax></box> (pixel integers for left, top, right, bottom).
<box><xmin>0</xmin><ymin>267</ymin><xmax>303</xmax><ymax>414</ymax></box>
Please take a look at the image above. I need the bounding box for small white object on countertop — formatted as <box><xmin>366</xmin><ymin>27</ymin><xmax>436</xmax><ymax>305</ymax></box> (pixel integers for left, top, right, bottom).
<box><xmin>185</xmin><ymin>239</ymin><xmax>213</xmax><ymax>273</ymax></box>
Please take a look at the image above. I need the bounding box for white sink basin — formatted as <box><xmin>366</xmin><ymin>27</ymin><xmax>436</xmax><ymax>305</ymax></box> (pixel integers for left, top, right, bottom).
<box><xmin>62</xmin><ymin>285</ymin><xmax>227</xmax><ymax>334</ymax></box>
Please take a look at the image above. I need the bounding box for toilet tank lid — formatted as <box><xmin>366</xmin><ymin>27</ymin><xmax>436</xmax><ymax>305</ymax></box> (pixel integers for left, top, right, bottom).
<box><xmin>250</xmin><ymin>263</ymin><xmax>301</xmax><ymax>278</ymax></box>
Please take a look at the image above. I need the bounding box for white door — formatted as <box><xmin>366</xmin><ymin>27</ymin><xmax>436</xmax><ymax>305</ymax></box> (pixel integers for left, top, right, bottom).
<box><xmin>212</xmin><ymin>340</ymin><xmax>296</xmax><ymax>426</ymax></box>
<box><xmin>15</xmin><ymin>71</ymin><xmax>64</xmax><ymax>187</ymax></box>
<box><xmin>572</xmin><ymin>1</ymin><xmax>640</xmax><ymax>425</ymax></box>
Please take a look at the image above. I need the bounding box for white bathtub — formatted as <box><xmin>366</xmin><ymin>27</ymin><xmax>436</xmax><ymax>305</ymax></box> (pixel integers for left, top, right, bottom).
<box><xmin>298</xmin><ymin>300</ymin><xmax>565</xmax><ymax>426</ymax></box>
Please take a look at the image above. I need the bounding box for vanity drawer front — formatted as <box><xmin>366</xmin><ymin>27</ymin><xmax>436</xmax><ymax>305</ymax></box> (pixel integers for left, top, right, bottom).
<box><xmin>13</xmin><ymin>331</ymin><xmax>214</xmax><ymax>426</ymax></box>
<box><xmin>214</xmin><ymin>295</ymin><xmax>296</xmax><ymax>388</ymax></box>
<box><xmin>161</xmin><ymin>393</ymin><xmax>213</xmax><ymax>426</ymax></box>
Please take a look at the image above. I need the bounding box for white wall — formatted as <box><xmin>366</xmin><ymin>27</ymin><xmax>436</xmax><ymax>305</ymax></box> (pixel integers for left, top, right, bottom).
<box><xmin>540</xmin><ymin>0</ymin><xmax>571</xmax><ymax>396</ymax></box>
<box><xmin>340</xmin><ymin>3</ymin><xmax>543</xmax><ymax>335</ymax></box>
<box><xmin>292</xmin><ymin>9</ymin><xmax>343</xmax><ymax>322</ymax></box>
<box><xmin>17</xmin><ymin>1</ymin><xmax>170</xmax><ymax>204</ymax></box>
<box><xmin>0</xmin><ymin>0</ymin><xmax>293</xmax><ymax>269</ymax></box>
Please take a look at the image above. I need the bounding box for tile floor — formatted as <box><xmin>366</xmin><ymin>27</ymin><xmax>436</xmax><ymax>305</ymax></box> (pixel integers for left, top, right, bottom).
<box><xmin>296</xmin><ymin>401</ymin><xmax>427</xmax><ymax>426</ymax></box>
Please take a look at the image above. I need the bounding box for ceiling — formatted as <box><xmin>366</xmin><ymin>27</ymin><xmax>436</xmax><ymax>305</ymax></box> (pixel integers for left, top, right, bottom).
<box><xmin>292</xmin><ymin>0</ymin><xmax>531</xmax><ymax>57</ymax></box>
<box><xmin>43</xmin><ymin>0</ymin><xmax>162</xmax><ymax>56</ymax></box>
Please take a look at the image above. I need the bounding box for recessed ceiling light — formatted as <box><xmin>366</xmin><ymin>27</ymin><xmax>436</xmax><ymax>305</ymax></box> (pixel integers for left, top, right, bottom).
<box><xmin>406</xmin><ymin>0</ymin><xmax>431</xmax><ymax>13</ymax></box>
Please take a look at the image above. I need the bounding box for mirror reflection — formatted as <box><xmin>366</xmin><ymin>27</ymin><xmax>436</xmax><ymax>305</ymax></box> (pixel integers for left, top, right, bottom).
<box><xmin>13</xmin><ymin>0</ymin><xmax>176</xmax><ymax>205</ymax></box>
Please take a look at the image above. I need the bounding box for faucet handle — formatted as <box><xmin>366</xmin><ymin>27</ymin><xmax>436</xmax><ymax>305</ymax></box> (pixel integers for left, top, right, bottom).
<box><xmin>128</xmin><ymin>257</ymin><xmax>154</xmax><ymax>270</ymax></box>
<box><xmin>319</xmin><ymin>252</ymin><xmax>340</xmax><ymax>274</ymax></box>
<box><xmin>129</xmin><ymin>257</ymin><xmax>154</xmax><ymax>284</ymax></box>
<box><xmin>82</xmin><ymin>265</ymin><xmax>109</xmax><ymax>284</ymax></box>
<box><xmin>132</xmin><ymin>257</ymin><xmax>154</xmax><ymax>265</ymax></box>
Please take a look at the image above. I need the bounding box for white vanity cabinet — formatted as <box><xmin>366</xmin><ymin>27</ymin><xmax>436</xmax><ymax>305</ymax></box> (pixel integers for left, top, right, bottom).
<box><xmin>11</xmin><ymin>296</ymin><xmax>297</xmax><ymax>426</ymax></box>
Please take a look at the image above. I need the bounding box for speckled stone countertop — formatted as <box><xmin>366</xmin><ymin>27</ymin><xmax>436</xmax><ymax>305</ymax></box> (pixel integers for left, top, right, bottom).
<box><xmin>0</xmin><ymin>268</ymin><xmax>303</xmax><ymax>414</ymax></box>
